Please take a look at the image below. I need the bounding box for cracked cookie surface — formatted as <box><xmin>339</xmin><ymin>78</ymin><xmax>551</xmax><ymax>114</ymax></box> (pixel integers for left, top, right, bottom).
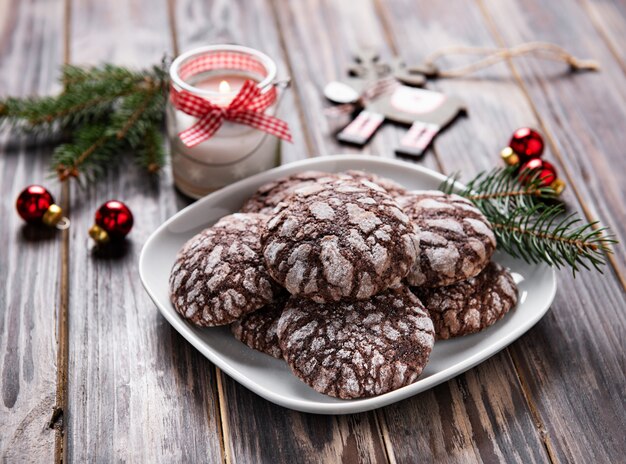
<box><xmin>262</xmin><ymin>179</ymin><xmax>419</xmax><ymax>303</ymax></box>
<box><xmin>344</xmin><ymin>170</ymin><xmax>408</xmax><ymax>198</ymax></box>
<box><xmin>412</xmin><ymin>261</ymin><xmax>518</xmax><ymax>339</ymax></box>
<box><xmin>169</xmin><ymin>213</ymin><xmax>280</xmax><ymax>326</ymax></box>
<box><xmin>240</xmin><ymin>171</ymin><xmax>350</xmax><ymax>215</ymax></box>
<box><xmin>277</xmin><ymin>286</ymin><xmax>435</xmax><ymax>399</ymax></box>
<box><xmin>241</xmin><ymin>170</ymin><xmax>408</xmax><ymax>214</ymax></box>
<box><xmin>231</xmin><ymin>294</ymin><xmax>288</xmax><ymax>358</ymax></box>
<box><xmin>398</xmin><ymin>190</ymin><xmax>496</xmax><ymax>287</ymax></box>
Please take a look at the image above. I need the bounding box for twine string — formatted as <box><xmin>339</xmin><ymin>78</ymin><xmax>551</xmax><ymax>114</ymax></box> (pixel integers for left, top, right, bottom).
<box><xmin>422</xmin><ymin>42</ymin><xmax>600</xmax><ymax>78</ymax></box>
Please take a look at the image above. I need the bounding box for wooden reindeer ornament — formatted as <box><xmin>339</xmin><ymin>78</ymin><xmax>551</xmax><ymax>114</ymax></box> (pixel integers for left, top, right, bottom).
<box><xmin>324</xmin><ymin>50</ymin><xmax>466</xmax><ymax>157</ymax></box>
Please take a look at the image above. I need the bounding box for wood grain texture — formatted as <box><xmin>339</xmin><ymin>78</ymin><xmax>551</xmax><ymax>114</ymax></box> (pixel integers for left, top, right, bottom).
<box><xmin>64</xmin><ymin>0</ymin><xmax>223</xmax><ymax>461</ymax></box>
<box><xmin>379</xmin><ymin>1</ymin><xmax>626</xmax><ymax>462</ymax></box>
<box><xmin>172</xmin><ymin>1</ymin><xmax>389</xmax><ymax>462</ymax></box>
<box><xmin>1</xmin><ymin>0</ymin><xmax>624</xmax><ymax>462</ymax></box>
<box><xmin>475</xmin><ymin>0</ymin><xmax>626</xmax><ymax>461</ymax></box>
<box><xmin>582</xmin><ymin>0</ymin><xmax>626</xmax><ymax>73</ymax></box>
<box><xmin>0</xmin><ymin>0</ymin><xmax>65</xmax><ymax>461</ymax></box>
<box><xmin>221</xmin><ymin>380</ymin><xmax>389</xmax><ymax>464</ymax></box>
<box><xmin>481</xmin><ymin>0</ymin><xmax>626</xmax><ymax>281</ymax></box>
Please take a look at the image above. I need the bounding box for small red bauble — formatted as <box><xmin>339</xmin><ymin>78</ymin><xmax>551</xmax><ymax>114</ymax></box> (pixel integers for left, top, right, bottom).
<box><xmin>509</xmin><ymin>127</ymin><xmax>544</xmax><ymax>160</ymax></box>
<box><xmin>16</xmin><ymin>185</ymin><xmax>66</xmax><ymax>227</ymax></box>
<box><xmin>519</xmin><ymin>158</ymin><xmax>557</xmax><ymax>187</ymax></box>
<box><xmin>89</xmin><ymin>200</ymin><xmax>133</xmax><ymax>244</ymax></box>
<box><xmin>501</xmin><ymin>128</ymin><xmax>565</xmax><ymax>194</ymax></box>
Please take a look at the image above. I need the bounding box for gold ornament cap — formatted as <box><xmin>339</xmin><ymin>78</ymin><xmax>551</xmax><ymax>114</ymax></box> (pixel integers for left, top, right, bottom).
<box><xmin>89</xmin><ymin>224</ymin><xmax>110</xmax><ymax>244</ymax></box>
<box><xmin>550</xmin><ymin>178</ymin><xmax>566</xmax><ymax>195</ymax></box>
<box><xmin>42</xmin><ymin>204</ymin><xmax>70</xmax><ymax>229</ymax></box>
<box><xmin>501</xmin><ymin>147</ymin><xmax>520</xmax><ymax>166</ymax></box>
<box><xmin>42</xmin><ymin>204</ymin><xmax>62</xmax><ymax>226</ymax></box>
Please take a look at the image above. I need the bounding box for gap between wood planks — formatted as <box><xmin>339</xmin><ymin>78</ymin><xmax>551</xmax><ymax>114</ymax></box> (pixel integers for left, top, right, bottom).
<box><xmin>475</xmin><ymin>0</ymin><xmax>626</xmax><ymax>293</ymax></box>
<box><xmin>268</xmin><ymin>0</ymin><xmax>316</xmax><ymax>158</ymax></box>
<box><xmin>52</xmin><ymin>0</ymin><xmax>72</xmax><ymax>462</ymax></box>
<box><xmin>165</xmin><ymin>1</ymin><xmax>228</xmax><ymax>462</ymax></box>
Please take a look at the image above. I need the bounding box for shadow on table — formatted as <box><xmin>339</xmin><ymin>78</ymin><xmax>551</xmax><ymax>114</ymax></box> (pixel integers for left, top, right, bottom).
<box><xmin>18</xmin><ymin>223</ymin><xmax>59</xmax><ymax>242</ymax></box>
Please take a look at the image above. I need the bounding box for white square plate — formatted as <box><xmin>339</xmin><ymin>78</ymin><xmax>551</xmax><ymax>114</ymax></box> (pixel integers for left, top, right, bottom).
<box><xmin>139</xmin><ymin>155</ymin><xmax>556</xmax><ymax>414</ymax></box>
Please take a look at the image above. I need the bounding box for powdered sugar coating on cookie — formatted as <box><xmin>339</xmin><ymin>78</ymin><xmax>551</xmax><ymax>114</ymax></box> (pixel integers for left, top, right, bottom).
<box><xmin>277</xmin><ymin>286</ymin><xmax>435</xmax><ymax>399</ymax></box>
<box><xmin>169</xmin><ymin>213</ymin><xmax>280</xmax><ymax>326</ymax></box>
<box><xmin>397</xmin><ymin>190</ymin><xmax>496</xmax><ymax>287</ymax></box>
<box><xmin>412</xmin><ymin>261</ymin><xmax>518</xmax><ymax>339</ymax></box>
<box><xmin>240</xmin><ymin>171</ymin><xmax>352</xmax><ymax>215</ymax></box>
<box><xmin>344</xmin><ymin>170</ymin><xmax>408</xmax><ymax>198</ymax></box>
<box><xmin>262</xmin><ymin>179</ymin><xmax>420</xmax><ymax>303</ymax></box>
<box><xmin>230</xmin><ymin>294</ymin><xmax>288</xmax><ymax>358</ymax></box>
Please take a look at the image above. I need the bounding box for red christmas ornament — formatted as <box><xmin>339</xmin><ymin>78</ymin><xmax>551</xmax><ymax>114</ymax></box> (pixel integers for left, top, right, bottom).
<box><xmin>519</xmin><ymin>158</ymin><xmax>557</xmax><ymax>187</ymax></box>
<box><xmin>16</xmin><ymin>185</ymin><xmax>68</xmax><ymax>228</ymax></box>
<box><xmin>89</xmin><ymin>200</ymin><xmax>134</xmax><ymax>244</ymax></box>
<box><xmin>510</xmin><ymin>127</ymin><xmax>544</xmax><ymax>159</ymax></box>
<box><xmin>501</xmin><ymin>127</ymin><xmax>545</xmax><ymax>166</ymax></box>
<box><xmin>500</xmin><ymin>128</ymin><xmax>565</xmax><ymax>194</ymax></box>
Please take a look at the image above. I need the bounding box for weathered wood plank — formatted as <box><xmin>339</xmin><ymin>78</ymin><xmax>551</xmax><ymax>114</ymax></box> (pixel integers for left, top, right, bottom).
<box><xmin>172</xmin><ymin>1</ymin><xmax>389</xmax><ymax>462</ymax></box>
<box><xmin>475</xmin><ymin>0</ymin><xmax>626</xmax><ymax>461</ymax></box>
<box><xmin>221</xmin><ymin>379</ymin><xmax>389</xmax><ymax>464</ymax></box>
<box><xmin>480</xmin><ymin>0</ymin><xmax>626</xmax><ymax>280</ymax></box>
<box><xmin>64</xmin><ymin>0</ymin><xmax>223</xmax><ymax>461</ymax></box>
<box><xmin>582</xmin><ymin>0</ymin><xmax>626</xmax><ymax>73</ymax></box>
<box><xmin>0</xmin><ymin>0</ymin><xmax>65</xmax><ymax>461</ymax></box>
<box><xmin>371</xmin><ymin>0</ymin><xmax>626</xmax><ymax>461</ymax></box>
<box><xmin>274</xmin><ymin>1</ymin><xmax>553</xmax><ymax>462</ymax></box>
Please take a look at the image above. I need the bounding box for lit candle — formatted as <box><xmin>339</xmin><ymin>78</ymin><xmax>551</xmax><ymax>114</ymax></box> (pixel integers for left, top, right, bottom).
<box><xmin>167</xmin><ymin>45</ymin><xmax>282</xmax><ymax>198</ymax></box>
<box><xmin>193</xmin><ymin>75</ymin><xmax>248</xmax><ymax>106</ymax></box>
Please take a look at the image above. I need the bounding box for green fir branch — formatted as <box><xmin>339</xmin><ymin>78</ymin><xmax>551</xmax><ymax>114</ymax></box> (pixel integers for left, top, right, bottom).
<box><xmin>52</xmin><ymin>123</ymin><xmax>124</xmax><ymax>184</ymax></box>
<box><xmin>440</xmin><ymin>168</ymin><xmax>617</xmax><ymax>274</ymax></box>
<box><xmin>136</xmin><ymin>126</ymin><xmax>165</xmax><ymax>173</ymax></box>
<box><xmin>440</xmin><ymin>166</ymin><xmax>558</xmax><ymax>211</ymax></box>
<box><xmin>0</xmin><ymin>61</ymin><xmax>169</xmax><ymax>181</ymax></box>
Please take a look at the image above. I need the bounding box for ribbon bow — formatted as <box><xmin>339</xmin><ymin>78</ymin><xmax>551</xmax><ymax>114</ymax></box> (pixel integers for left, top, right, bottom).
<box><xmin>170</xmin><ymin>80</ymin><xmax>292</xmax><ymax>147</ymax></box>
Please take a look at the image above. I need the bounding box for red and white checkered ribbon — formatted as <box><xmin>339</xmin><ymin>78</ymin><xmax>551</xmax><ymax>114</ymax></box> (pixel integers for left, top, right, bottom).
<box><xmin>170</xmin><ymin>52</ymin><xmax>292</xmax><ymax>147</ymax></box>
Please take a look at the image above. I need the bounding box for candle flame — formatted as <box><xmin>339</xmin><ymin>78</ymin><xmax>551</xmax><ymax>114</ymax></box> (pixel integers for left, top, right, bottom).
<box><xmin>219</xmin><ymin>80</ymin><xmax>231</xmax><ymax>93</ymax></box>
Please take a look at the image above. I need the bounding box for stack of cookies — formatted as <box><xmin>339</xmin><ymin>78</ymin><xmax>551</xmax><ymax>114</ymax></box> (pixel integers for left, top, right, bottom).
<box><xmin>169</xmin><ymin>170</ymin><xmax>518</xmax><ymax>399</ymax></box>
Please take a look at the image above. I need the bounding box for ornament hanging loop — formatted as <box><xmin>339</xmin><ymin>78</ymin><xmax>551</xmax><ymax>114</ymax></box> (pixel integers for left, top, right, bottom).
<box><xmin>55</xmin><ymin>217</ymin><xmax>71</xmax><ymax>230</ymax></box>
<box><xmin>417</xmin><ymin>41</ymin><xmax>600</xmax><ymax>80</ymax></box>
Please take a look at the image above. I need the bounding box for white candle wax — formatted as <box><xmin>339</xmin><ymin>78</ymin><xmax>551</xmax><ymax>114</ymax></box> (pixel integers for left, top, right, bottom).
<box><xmin>169</xmin><ymin>73</ymin><xmax>280</xmax><ymax>198</ymax></box>
<box><xmin>168</xmin><ymin>45</ymin><xmax>281</xmax><ymax>199</ymax></box>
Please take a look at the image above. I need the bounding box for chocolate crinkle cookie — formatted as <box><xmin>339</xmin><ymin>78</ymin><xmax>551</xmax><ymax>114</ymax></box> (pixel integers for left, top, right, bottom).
<box><xmin>277</xmin><ymin>286</ymin><xmax>435</xmax><ymax>399</ymax></box>
<box><xmin>231</xmin><ymin>293</ymin><xmax>289</xmax><ymax>359</ymax></box>
<box><xmin>240</xmin><ymin>171</ymin><xmax>351</xmax><ymax>215</ymax></box>
<box><xmin>397</xmin><ymin>190</ymin><xmax>496</xmax><ymax>287</ymax></box>
<box><xmin>262</xmin><ymin>179</ymin><xmax>420</xmax><ymax>303</ymax></box>
<box><xmin>169</xmin><ymin>213</ymin><xmax>280</xmax><ymax>327</ymax></box>
<box><xmin>412</xmin><ymin>261</ymin><xmax>518</xmax><ymax>339</ymax></box>
<box><xmin>344</xmin><ymin>170</ymin><xmax>408</xmax><ymax>198</ymax></box>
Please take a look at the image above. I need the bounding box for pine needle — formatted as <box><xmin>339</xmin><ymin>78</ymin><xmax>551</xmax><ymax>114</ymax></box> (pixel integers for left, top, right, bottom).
<box><xmin>440</xmin><ymin>168</ymin><xmax>617</xmax><ymax>274</ymax></box>
<box><xmin>0</xmin><ymin>62</ymin><xmax>169</xmax><ymax>181</ymax></box>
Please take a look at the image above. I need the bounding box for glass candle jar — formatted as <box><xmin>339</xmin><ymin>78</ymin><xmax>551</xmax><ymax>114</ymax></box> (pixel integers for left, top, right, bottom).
<box><xmin>167</xmin><ymin>45</ymin><xmax>282</xmax><ymax>199</ymax></box>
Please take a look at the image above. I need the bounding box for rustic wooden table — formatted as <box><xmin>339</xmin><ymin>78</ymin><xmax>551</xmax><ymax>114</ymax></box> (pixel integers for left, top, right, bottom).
<box><xmin>1</xmin><ymin>0</ymin><xmax>625</xmax><ymax>462</ymax></box>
